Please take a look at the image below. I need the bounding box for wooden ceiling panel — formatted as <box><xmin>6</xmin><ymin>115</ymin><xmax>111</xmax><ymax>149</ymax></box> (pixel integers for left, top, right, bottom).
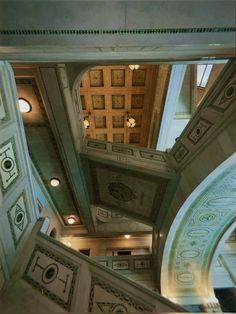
<box><xmin>132</xmin><ymin>69</ymin><xmax>146</xmax><ymax>86</ymax></box>
<box><xmin>92</xmin><ymin>95</ymin><xmax>105</xmax><ymax>110</ymax></box>
<box><xmin>130</xmin><ymin>133</ymin><xmax>140</xmax><ymax>144</ymax></box>
<box><xmin>89</xmin><ymin>69</ymin><xmax>104</xmax><ymax>87</ymax></box>
<box><xmin>111</xmin><ymin>69</ymin><xmax>125</xmax><ymax>87</ymax></box>
<box><xmin>131</xmin><ymin>94</ymin><xmax>144</xmax><ymax>109</ymax></box>
<box><xmin>112</xmin><ymin>116</ymin><xmax>124</xmax><ymax>128</ymax></box>
<box><xmin>94</xmin><ymin>116</ymin><xmax>107</xmax><ymax>128</ymax></box>
<box><xmin>113</xmin><ymin>133</ymin><xmax>124</xmax><ymax>143</ymax></box>
<box><xmin>112</xmin><ymin>94</ymin><xmax>125</xmax><ymax>109</ymax></box>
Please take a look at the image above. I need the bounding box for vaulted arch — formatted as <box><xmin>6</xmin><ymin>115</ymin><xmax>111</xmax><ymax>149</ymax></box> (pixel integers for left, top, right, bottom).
<box><xmin>161</xmin><ymin>153</ymin><xmax>236</xmax><ymax>309</ymax></box>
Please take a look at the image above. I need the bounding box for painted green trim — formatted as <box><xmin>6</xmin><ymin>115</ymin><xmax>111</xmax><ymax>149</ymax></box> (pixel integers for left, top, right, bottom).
<box><xmin>0</xmin><ymin>27</ymin><xmax>235</xmax><ymax>36</ymax></box>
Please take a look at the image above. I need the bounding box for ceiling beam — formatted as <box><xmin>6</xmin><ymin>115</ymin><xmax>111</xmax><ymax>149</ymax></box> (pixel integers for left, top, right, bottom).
<box><xmin>38</xmin><ymin>66</ymin><xmax>95</xmax><ymax>232</ymax></box>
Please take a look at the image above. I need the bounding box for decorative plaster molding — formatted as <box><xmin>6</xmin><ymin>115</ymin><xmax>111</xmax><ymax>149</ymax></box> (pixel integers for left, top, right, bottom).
<box><xmin>161</xmin><ymin>154</ymin><xmax>236</xmax><ymax>305</ymax></box>
<box><xmin>23</xmin><ymin>244</ymin><xmax>78</xmax><ymax>310</ymax></box>
<box><xmin>89</xmin><ymin>276</ymin><xmax>154</xmax><ymax>312</ymax></box>
<box><xmin>0</xmin><ymin>27</ymin><xmax>235</xmax><ymax>36</ymax></box>
<box><xmin>7</xmin><ymin>192</ymin><xmax>31</xmax><ymax>247</ymax></box>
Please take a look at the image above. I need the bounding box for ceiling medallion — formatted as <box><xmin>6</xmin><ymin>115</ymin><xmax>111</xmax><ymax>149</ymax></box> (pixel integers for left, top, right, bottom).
<box><xmin>108</xmin><ymin>182</ymin><xmax>136</xmax><ymax>202</ymax></box>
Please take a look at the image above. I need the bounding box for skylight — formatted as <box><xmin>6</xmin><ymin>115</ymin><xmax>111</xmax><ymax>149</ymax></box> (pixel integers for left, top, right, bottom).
<box><xmin>197</xmin><ymin>64</ymin><xmax>213</xmax><ymax>88</ymax></box>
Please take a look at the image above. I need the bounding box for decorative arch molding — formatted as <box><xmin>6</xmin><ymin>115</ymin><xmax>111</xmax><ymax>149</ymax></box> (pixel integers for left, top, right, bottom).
<box><xmin>161</xmin><ymin>153</ymin><xmax>236</xmax><ymax>306</ymax></box>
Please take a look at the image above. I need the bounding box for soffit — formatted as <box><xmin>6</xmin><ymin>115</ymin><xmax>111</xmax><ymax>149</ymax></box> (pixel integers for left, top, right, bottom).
<box><xmin>14</xmin><ymin>72</ymin><xmax>82</xmax><ymax>227</ymax></box>
<box><xmin>85</xmin><ymin>158</ymin><xmax>177</xmax><ymax>226</ymax></box>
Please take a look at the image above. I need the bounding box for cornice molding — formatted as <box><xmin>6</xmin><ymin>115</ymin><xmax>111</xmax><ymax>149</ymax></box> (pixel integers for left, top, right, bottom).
<box><xmin>0</xmin><ymin>27</ymin><xmax>235</xmax><ymax>36</ymax></box>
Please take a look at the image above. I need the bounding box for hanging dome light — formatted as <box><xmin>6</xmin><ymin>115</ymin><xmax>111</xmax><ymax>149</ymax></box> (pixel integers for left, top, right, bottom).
<box><xmin>83</xmin><ymin>118</ymin><xmax>90</xmax><ymax>129</ymax></box>
<box><xmin>126</xmin><ymin>117</ymin><xmax>136</xmax><ymax>128</ymax></box>
<box><xmin>129</xmin><ymin>65</ymin><xmax>140</xmax><ymax>71</ymax></box>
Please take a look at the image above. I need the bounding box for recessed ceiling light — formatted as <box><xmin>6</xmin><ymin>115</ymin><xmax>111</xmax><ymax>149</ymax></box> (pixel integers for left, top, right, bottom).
<box><xmin>18</xmin><ymin>98</ymin><xmax>32</xmax><ymax>113</ymax></box>
<box><xmin>50</xmin><ymin>178</ymin><xmax>61</xmax><ymax>187</ymax></box>
<box><xmin>67</xmin><ymin>217</ymin><xmax>76</xmax><ymax>225</ymax></box>
<box><xmin>124</xmin><ymin>234</ymin><xmax>130</xmax><ymax>239</ymax></box>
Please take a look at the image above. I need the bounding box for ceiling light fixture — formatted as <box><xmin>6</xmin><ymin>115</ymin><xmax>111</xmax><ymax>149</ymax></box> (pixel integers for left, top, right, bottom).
<box><xmin>83</xmin><ymin>118</ymin><xmax>90</xmax><ymax>129</ymax></box>
<box><xmin>83</xmin><ymin>112</ymin><xmax>91</xmax><ymax>129</ymax></box>
<box><xmin>18</xmin><ymin>98</ymin><xmax>32</xmax><ymax>113</ymax></box>
<box><xmin>124</xmin><ymin>234</ymin><xmax>130</xmax><ymax>239</ymax></box>
<box><xmin>126</xmin><ymin>112</ymin><xmax>136</xmax><ymax>128</ymax></box>
<box><xmin>50</xmin><ymin>178</ymin><xmax>61</xmax><ymax>187</ymax></box>
<box><xmin>67</xmin><ymin>216</ymin><xmax>76</xmax><ymax>225</ymax></box>
<box><xmin>129</xmin><ymin>65</ymin><xmax>140</xmax><ymax>71</ymax></box>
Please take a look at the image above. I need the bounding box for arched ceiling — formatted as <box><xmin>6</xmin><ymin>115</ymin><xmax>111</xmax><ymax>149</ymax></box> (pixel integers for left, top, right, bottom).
<box><xmin>161</xmin><ymin>154</ymin><xmax>236</xmax><ymax>305</ymax></box>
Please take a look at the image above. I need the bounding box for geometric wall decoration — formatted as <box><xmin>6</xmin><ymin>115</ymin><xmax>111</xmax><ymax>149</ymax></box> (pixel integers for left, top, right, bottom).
<box><xmin>89</xmin><ymin>277</ymin><xmax>153</xmax><ymax>312</ymax></box>
<box><xmin>97</xmin><ymin>302</ymin><xmax>128</xmax><ymax>313</ymax></box>
<box><xmin>209</xmin><ymin>78</ymin><xmax>236</xmax><ymax>113</ymax></box>
<box><xmin>7</xmin><ymin>192</ymin><xmax>30</xmax><ymax>247</ymax></box>
<box><xmin>112</xmin><ymin>144</ymin><xmax>133</xmax><ymax>155</ymax></box>
<box><xmin>134</xmin><ymin>259</ymin><xmax>151</xmax><ymax>269</ymax></box>
<box><xmin>87</xmin><ymin>140</ymin><xmax>107</xmax><ymax>150</ymax></box>
<box><xmin>187</xmin><ymin>118</ymin><xmax>212</xmax><ymax>144</ymax></box>
<box><xmin>112</xmin><ymin>260</ymin><xmax>129</xmax><ymax>270</ymax></box>
<box><xmin>23</xmin><ymin>245</ymin><xmax>78</xmax><ymax>310</ymax></box>
<box><xmin>139</xmin><ymin>150</ymin><xmax>166</xmax><ymax>162</ymax></box>
<box><xmin>0</xmin><ymin>138</ymin><xmax>19</xmax><ymax>192</ymax></box>
<box><xmin>172</xmin><ymin>143</ymin><xmax>189</xmax><ymax>163</ymax></box>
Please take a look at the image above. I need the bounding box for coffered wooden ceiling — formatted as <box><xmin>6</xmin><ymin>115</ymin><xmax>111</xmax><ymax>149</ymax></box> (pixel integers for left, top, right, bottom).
<box><xmin>80</xmin><ymin>65</ymin><xmax>161</xmax><ymax>147</ymax></box>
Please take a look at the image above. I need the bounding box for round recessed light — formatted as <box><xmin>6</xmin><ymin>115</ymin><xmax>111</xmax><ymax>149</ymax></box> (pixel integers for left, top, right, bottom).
<box><xmin>18</xmin><ymin>98</ymin><xmax>32</xmax><ymax>113</ymax></box>
<box><xmin>50</xmin><ymin>178</ymin><xmax>61</xmax><ymax>187</ymax></box>
<box><xmin>124</xmin><ymin>234</ymin><xmax>130</xmax><ymax>239</ymax></box>
<box><xmin>67</xmin><ymin>217</ymin><xmax>76</xmax><ymax>225</ymax></box>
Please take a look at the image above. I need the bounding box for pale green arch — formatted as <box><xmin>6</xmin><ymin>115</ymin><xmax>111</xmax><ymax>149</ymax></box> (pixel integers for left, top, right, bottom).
<box><xmin>161</xmin><ymin>153</ymin><xmax>236</xmax><ymax>306</ymax></box>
